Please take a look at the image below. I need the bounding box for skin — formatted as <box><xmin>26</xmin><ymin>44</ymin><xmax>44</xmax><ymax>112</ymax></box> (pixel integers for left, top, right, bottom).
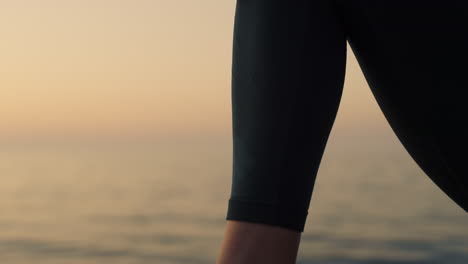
<box><xmin>216</xmin><ymin>220</ymin><xmax>302</xmax><ymax>264</ymax></box>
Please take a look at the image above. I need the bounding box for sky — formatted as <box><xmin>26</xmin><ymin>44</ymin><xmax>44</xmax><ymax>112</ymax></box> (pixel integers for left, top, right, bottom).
<box><xmin>0</xmin><ymin>0</ymin><xmax>392</xmax><ymax>141</ymax></box>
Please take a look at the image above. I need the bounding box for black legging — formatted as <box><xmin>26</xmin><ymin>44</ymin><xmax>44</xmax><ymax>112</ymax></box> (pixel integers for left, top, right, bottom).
<box><xmin>225</xmin><ymin>0</ymin><xmax>468</xmax><ymax>233</ymax></box>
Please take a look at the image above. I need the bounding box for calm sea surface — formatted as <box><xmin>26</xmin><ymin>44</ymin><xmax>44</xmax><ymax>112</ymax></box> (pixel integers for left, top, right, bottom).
<box><xmin>0</xmin><ymin>134</ymin><xmax>466</xmax><ymax>263</ymax></box>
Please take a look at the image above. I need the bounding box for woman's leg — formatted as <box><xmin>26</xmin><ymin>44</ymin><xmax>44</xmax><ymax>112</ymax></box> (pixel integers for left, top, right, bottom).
<box><xmin>343</xmin><ymin>0</ymin><xmax>468</xmax><ymax>211</ymax></box>
<box><xmin>218</xmin><ymin>0</ymin><xmax>347</xmax><ymax>263</ymax></box>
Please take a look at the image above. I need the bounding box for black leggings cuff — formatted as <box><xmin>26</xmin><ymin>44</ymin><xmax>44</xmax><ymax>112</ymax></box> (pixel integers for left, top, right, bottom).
<box><xmin>225</xmin><ymin>199</ymin><xmax>308</xmax><ymax>233</ymax></box>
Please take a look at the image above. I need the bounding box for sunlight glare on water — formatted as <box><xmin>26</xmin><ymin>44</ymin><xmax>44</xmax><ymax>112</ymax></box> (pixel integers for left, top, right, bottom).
<box><xmin>0</xmin><ymin>134</ymin><xmax>466</xmax><ymax>264</ymax></box>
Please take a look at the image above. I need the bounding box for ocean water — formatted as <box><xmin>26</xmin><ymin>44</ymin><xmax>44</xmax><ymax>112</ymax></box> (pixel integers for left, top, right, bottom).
<box><xmin>0</xmin><ymin>134</ymin><xmax>466</xmax><ymax>264</ymax></box>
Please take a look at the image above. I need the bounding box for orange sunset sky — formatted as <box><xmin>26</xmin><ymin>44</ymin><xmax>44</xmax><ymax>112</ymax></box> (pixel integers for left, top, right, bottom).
<box><xmin>0</xmin><ymin>0</ymin><xmax>391</xmax><ymax>141</ymax></box>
